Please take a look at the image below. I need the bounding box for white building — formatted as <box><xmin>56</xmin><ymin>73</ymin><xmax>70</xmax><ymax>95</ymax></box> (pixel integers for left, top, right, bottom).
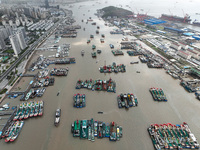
<box><xmin>5</xmin><ymin>25</ymin><xmax>13</xmax><ymax>36</ymax></box>
<box><xmin>177</xmin><ymin>50</ymin><xmax>191</xmax><ymax>59</ymax></box>
<box><xmin>0</xmin><ymin>34</ymin><xmax>6</xmax><ymax>50</ymax></box>
<box><xmin>170</xmin><ymin>42</ymin><xmax>182</xmax><ymax>51</ymax></box>
<box><xmin>9</xmin><ymin>34</ymin><xmax>21</xmax><ymax>56</ymax></box>
<box><xmin>179</xmin><ymin>42</ymin><xmax>189</xmax><ymax>50</ymax></box>
<box><xmin>9</xmin><ymin>20</ymin><xmax>13</xmax><ymax>26</ymax></box>
<box><xmin>0</xmin><ymin>27</ymin><xmax>9</xmax><ymax>40</ymax></box>
<box><xmin>16</xmin><ymin>30</ymin><xmax>27</xmax><ymax>50</ymax></box>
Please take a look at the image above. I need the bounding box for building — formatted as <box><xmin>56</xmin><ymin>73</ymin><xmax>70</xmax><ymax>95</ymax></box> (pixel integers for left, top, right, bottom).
<box><xmin>0</xmin><ymin>27</ymin><xmax>9</xmax><ymax>40</ymax></box>
<box><xmin>16</xmin><ymin>30</ymin><xmax>27</xmax><ymax>50</ymax></box>
<box><xmin>0</xmin><ymin>34</ymin><xmax>6</xmax><ymax>50</ymax></box>
<box><xmin>5</xmin><ymin>25</ymin><xmax>13</xmax><ymax>36</ymax></box>
<box><xmin>18</xmin><ymin>27</ymin><xmax>26</xmax><ymax>38</ymax></box>
<box><xmin>9</xmin><ymin>34</ymin><xmax>21</xmax><ymax>56</ymax></box>
<box><xmin>170</xmin><ymin>42</ymin><xmax>182</xmax><ymax>51</ymax></box>
<box><xmin>45</xmin><ymin>0</ymin><xmax>49</xmax><ymax>9</ymax></box>
<box><xmin>177</xmin><ymin>50</ymin><xmax>191</xmax><ymax>59</ymax></box>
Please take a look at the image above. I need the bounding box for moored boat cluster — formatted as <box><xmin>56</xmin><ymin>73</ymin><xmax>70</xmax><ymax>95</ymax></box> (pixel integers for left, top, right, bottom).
<box><xmin>149</xmin><ymin>87</ymin><xmax>167</xmax><ymax>102</ymax></box>
<box><xmin>71</xmin><ymin>118</ymin><xmax>122</xmax><ymax>142</ymax></box>
<box><xmin>73</xmin><ymin>93</ymin><xmax>86</xmax><ymax>108</ymax></box>
<box><xmin>76</xmin><ymin>78</ymin><xmax>116</xmax><ymax>93</ymax></box>
<box><xmin>99</xmin><ymin>62</ymin><xmax>126</xmax><ymax>73</ymax></box>
<box><xmin>13</xmin><ymin>101</ymin><xmax>44</xmax><ymax>121</ymax></box>
<box><xmin>50</xmin><ymin>67</ymin><xmax>69</xmax><ymax>76</ymax></box>
<box><xmin>2</xmin><ymin>121</ymin><xmax>24</xmax><ymax>143</ymax></box>
<box><xmin>117</xmin><ymin>93</ymin><xmax>138</xmax><ymax>109</ymax></box>
<box><xmin>148</xmin><ymin>122</ymin><xmax>199</xmax><ymax>150</ymax></box>
<box><xmin>111</xmin><ymin>50</ymin><xmax>124</xmax><ymax>56</ymax></box>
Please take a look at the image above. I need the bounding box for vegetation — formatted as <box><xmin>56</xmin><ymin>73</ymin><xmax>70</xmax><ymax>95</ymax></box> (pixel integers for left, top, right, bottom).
<box><xmin>9</xmin><ymin>76</ymin><xmax>15</xmax><ymax>85</ymax></box>
<box><xmin>0</xmin><ymin>88</ymin><xmax>8</xmax><ymax>94</ymax></box>
<box><xmin>4</xmin><ymin>49</ymin><xmax>14</xmax><ymax>54</ymax></box>
<box><xmin>101</xmin><ymin>6</ymin><xmax>132</xmax><ymax>18</ymax></box>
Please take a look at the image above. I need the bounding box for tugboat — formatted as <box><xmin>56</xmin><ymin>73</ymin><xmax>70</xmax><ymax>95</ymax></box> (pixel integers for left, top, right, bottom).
<box><xmin>54</xmin><ymin>109</ymin><xmax>61</xmax><ymax>126</ymax></box>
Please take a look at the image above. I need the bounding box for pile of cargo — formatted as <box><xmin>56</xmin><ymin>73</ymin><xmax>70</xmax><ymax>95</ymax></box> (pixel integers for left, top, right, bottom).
<box><xmin>148</xmin><ymin>122</ymin><xmax>199</xmax><ymax>150</ymax></box>
<box><xmin>75</xmin><ymin>78</ymin><xmax>116</xmax><ymax>93</ymax></box>
<box><xmin>73</xmin><ymin>93</ymin><xmax>86</xmax><ymax>108</ymax></box>
<box><xmin>50</xmin><ymin>68</ymin><xmax>68</xmax><ymax>76</ymax></box>
<box><xmin>71</xmin><ymin>118</ymin><xmax>122</xmax><ymax>142</ymax></box>
<box><xmin>99</xmin><ymin>62</ymin><xmax>126</xmax><ymax>73</ymax></box>
<box><xmin>149</xmin><ymin>87</ymin><xmax>167</xmax><ymax>101</ymax></box>
<box><xmin>117</xmin><ymin>93</ymin><xmax>138</xmax><ymax>109</ymax></box>
<box><xmin>112</xmin><ymin>50</ymin><xmax>124</xmax><ymax>56</ymax></box>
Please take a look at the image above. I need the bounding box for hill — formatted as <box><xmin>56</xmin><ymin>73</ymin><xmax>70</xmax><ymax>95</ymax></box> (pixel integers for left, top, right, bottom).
<box><xmin>101</xmin><ymin>6</ymin><xmax>132</xmax><ymax>18</ymax></box>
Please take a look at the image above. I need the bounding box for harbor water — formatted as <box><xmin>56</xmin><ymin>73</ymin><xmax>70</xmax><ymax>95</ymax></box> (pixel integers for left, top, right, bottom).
<box><xmin>1</xmin><ymin>1</ymin><xmax>200</xmax><ymax>150</ymax></box>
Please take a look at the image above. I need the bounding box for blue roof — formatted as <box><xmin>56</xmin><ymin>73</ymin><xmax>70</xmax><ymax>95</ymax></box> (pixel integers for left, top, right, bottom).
<box><xmin>164</xmin><ymin>27</ymin><xmax>184</xmax><ymax>33</ymax></box>
<box><xmin>192</xmin><ymin>36</ymin><xmax>200</xmax><ymax>40</ymax></box>
<box><xmin>183</xmin><ymin>32</ymin><xmax>194</xmax><ymax>36</ymax></box>
<box><xmin>144</xmin><ymin>18</ymin><xmax>166</xmax><ymax>25</ymax></box>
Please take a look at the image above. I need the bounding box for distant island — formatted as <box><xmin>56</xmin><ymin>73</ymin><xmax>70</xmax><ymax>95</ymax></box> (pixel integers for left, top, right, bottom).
<box><xmin>101</xmin><ymin>6</ymin><xmax>132</xmax><ymax>18</ymax></box>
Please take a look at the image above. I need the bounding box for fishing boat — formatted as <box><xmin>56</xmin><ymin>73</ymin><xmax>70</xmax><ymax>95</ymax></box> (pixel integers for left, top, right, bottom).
<box><xmin>116</xmin><ymin>126</ymin><xmax>120</xmax><ymax>140</ymax></box>
<box><xmin>91</xmin><ymin>118</ymin><xmax>95</xmax><ymax>142</ymax></box>
<box><xmin>80</xmin><ymin>120</ymin><xmax>88</xmax><ymax>139</ymax></box>
<box><xmin>94</xmin><ymin>121</ymin><xmax>98</xmax><ymax>137</ymax></box>
<box><xmin>92</xmin><ymin>45</ymin><xmax>96</xmax><ymax>50</ymax></box>
<box><xmin>91</xmin><ymin>52</ymin><xmax>96</xmax><ymax>58</ymax></box>
<box><xmin>100</xmin><ymin>39</ymin><xmax>104</xmax><ymax>43</ymax></box>
<box><xmin>10</xmin><ymin>121</ymin><xmax>24</xmax><ymax>142</ymax></box>
<box><xmin>73</xmin><ymin>120</ymin><xmax>81</xmax><ymax>137</ymax></box>
<box><xmin>87</xmin><ymin>39</ymin><xmax>91</xmax><ymax>43</ymax></box>
<box><xmin>97</xmin><ymin>49</ymin><xmax>101</xmax><ymax>54</ymax></box>
<box><xmin>110</xmin><ymin>122</ymin><xmax>117</xmax><ymax>141</ymax></box>
<box><xmin>23</xmin><ymin>108</ymin><xmax>30</xmax><ymax>119</ymax></box>
<box><xmin>97</xmin><ymin>121</ymin><xmax>103</xmax><ymax>138</ymax></box>
<box><xmin>81</xmin><ymin>50</ymin><xmax>85</xmax><ymax>56</ymax></box>
<box><xmin>25</xmin><ymin>89</ymin><xmax>33</xmax><ymax>101</ymax></box>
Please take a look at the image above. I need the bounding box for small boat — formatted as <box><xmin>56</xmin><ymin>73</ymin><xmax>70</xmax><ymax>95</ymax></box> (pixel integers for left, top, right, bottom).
<box><xmin>57</xmin><ymin>92</ymin><xmax>60</xmax><ymax>96</ymax></box>
<box><xmin>54</xmin><ymin>109</ymin><xmax>61</xmax><ymax>126</ymax></box>
<box><xmin>98</xmin><ymin>111</ymin><xmax>103</xmax><ymax>114</ymax></box>
<box><xmin>81</xmin><ymin>50</ymin><xmax>85</xmax><ymax>56</ymax></box>
<box><xmin>136</xmin><ymin>71</ymin><xmax>140</xmax><ymax>73</ymax></box>
<box><xmin>97</xmin><ymin>50</ymin><xmax>101</xmax><ymax>54</ymax></box>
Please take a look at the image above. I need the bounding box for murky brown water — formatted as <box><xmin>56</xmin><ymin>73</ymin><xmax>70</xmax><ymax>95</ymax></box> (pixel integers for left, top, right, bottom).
<box><xmin>1</xmin><ymin>2</ymin><xmax>200</xmax><ymax>150</ymax></box>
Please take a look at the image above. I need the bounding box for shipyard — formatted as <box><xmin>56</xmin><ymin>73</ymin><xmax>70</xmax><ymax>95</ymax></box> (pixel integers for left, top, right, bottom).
<box><xmin>0</xmin><ymin>0</ymin><xmax>200</xmax><ymax>150</ymax></box>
